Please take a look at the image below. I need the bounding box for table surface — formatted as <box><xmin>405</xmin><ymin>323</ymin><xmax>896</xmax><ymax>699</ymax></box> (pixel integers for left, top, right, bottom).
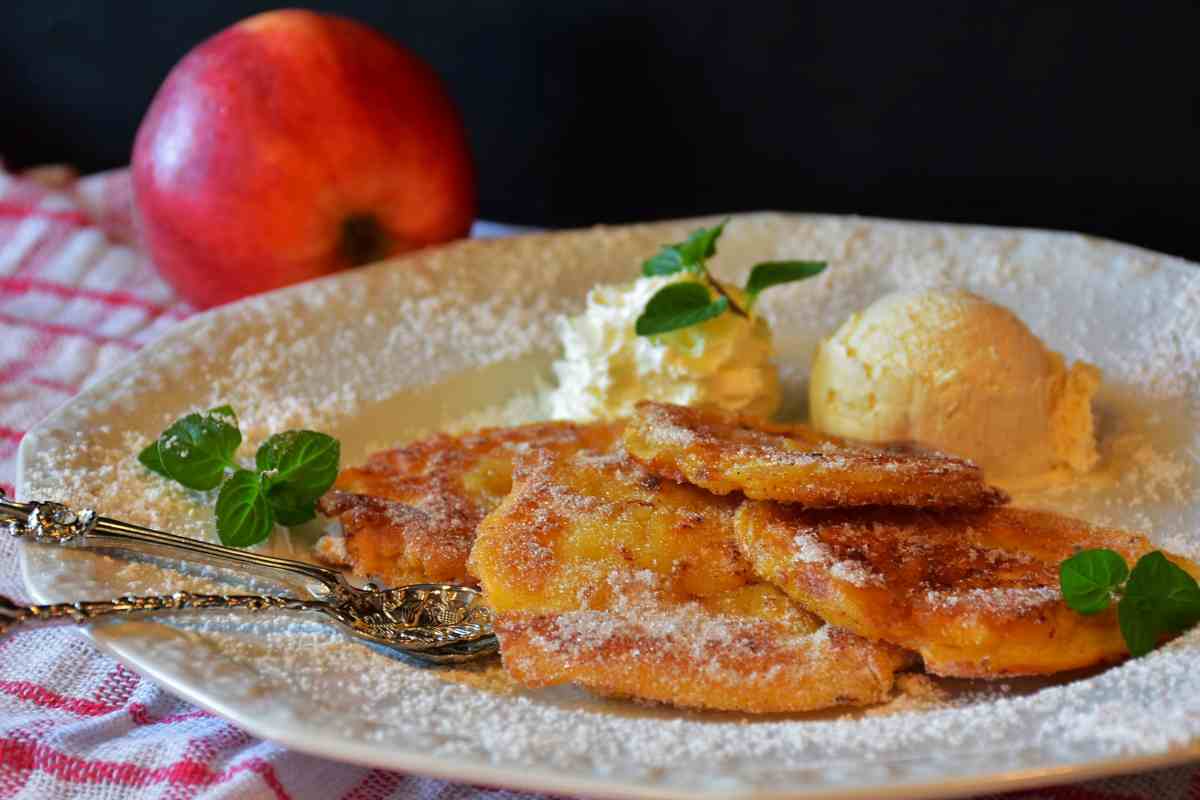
<box><xmin>0</xmin><ymin>163</ymin><xmax>1196</xmax><ymax>800</ymax></box>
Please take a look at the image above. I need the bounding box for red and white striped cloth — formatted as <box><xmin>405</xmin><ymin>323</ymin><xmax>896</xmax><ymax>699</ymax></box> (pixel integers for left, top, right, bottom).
<box><xmin>0</xmin><ymin>164</ymin><xmax>1197</xmax><ymax>800</ymax></box>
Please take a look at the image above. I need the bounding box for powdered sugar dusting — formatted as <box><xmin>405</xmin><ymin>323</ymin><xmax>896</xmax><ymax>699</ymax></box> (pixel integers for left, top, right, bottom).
<box><xmin>16</xmin><ymin>215</ymin><xmax>1200</xmax><ymax>796</ymax></box>
<box><xmin>523</xmin><ymin>571</ymin><xmax>831</xmax><ymax>675</ymax></box>
<box><xmin>790</xmin><ymin>530</ymin><xmax>877</xmax><ymax>588</ymax></box>
<box><xmin>1126</xmin><ymin>271</ymin><xmax>1200</xmax><ymax>400</ymax></box>
<box><xmin>792</xmin><ymin>531</ymin><xmax>832</xmax><ymax>563</ymax></box>
<box><xmin>925</xmin><ymin>585</ymin><xmax>1062</xmax><ymax>613</ymax></box>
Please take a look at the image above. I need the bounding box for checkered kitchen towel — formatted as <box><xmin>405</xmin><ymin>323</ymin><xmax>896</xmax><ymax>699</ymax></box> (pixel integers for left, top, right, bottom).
<box><xmin>0</xmin><ymin>164</ymin><xmax>1197</xmax><ymax>799</ymax></box>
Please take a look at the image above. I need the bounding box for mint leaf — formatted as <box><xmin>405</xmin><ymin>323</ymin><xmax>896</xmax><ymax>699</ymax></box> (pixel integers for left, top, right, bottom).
<box><xmin>265</xmin><ymin>484</ymin><xmax>318</xmax><ymax>527</ymax></box>
<box><xmin>674</xmin><ymin>219</ymin><xmax>728</xmax><ymax>267</ymax></box>
<box><xmin>1060</xmin><ymin>549</ymin><xmax>1129</xmax><ymax>615</ymax></box>
<box><xmin>1160</xmin><ymin>567</ymin><xmax>1200</xmax><ymax>631</ymax></box>
<box><xmin>215</xmin><ymin>469</ymin><xmax>274</xmax><ymax>547</ymax></box>
<box><xmin>256</xmin><ymin>431</ymin><xmax>340</xmax><ymax>496</ymax></box>
<box><xmin>1123</xmin><ymin>551</ymin><xmax>1200</xmax><ymax>642</ymax></box>
<box><xmin>136</xmin><ymin>408</ymin><xmax>341</xmax><ymax>546</ymax></box>
<box><xmin>1120</xmin><ymin>551</ymin><xmax>1200</xmax><ymax>656</ymax></box>
<box><xmin>156</xmin><ymin>405</ymin><xmax>242</xmax><ymax>491</ymax></box>
<box><xmin>642</xmin><ymin>246</ymin><xmax>687</xmax><ymax>277</ymax></box>
<box><xmin>745</xmin><ymin>260</ymin><xmax>827</xmax><ymax>304</ymax></box>
<box><xmin>255</xmin><ymin>431</ymin><xmax>339</xmax><ymax>528</ymax></box>
<box><xmin>641</xmin><ymin>220</ymin><xmax>728</xmax><ymax>277</ymax></box>
<box><xmin>138</xmin><ymin>441</ymin><xmax>171</xmax><ymax>479</ymax></box>
<box><xmin>635</xmin><ymin>283</ymin><xmax>729</xmax><ymax>336</ymax></box>
<box><xmin>1061</xmin><ymin>549</ymin><xmax>1200</xmax><ymax>657</ymax></box>
<box><xmin>1117</xmin><ymin>593</ymin><xmax>1159</xmax><ymax>657</ymax></box>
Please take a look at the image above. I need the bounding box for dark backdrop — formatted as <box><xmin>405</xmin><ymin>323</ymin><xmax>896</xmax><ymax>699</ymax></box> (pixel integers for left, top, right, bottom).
<box><xmin>4</xmin><ymin>2</ymin><xmax>1198</xmax><ymax>260</ymax></box>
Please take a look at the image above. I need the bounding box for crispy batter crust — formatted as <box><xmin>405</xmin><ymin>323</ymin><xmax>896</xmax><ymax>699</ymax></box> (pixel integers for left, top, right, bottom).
<box><xmin>470</xmin><ymin>445</ymin><xmax>912</xmax><ymax>712</ymax></box>
<box><xmin>735</xmin><ymin>501</ymin><xmax>1200</xmax><ymax>677</ymax></box>
<box><xmin>315</xmin><ymin>421</ymin><xmax>623</xmax><ymax>585</ymax></box>
<box><xmin>495</xmin><ymin>603</ymin><xmax>910</xmax><ymax>713</ymax></box>
<box><xmin>625</xmin><ymin>401</ymin><xmax>1008</xmax><ymax>509</ymax></box>
<box><xmin>467</xmin><ymin>445</ymin><xmax>752</xmax><ymax>612</ymax></box>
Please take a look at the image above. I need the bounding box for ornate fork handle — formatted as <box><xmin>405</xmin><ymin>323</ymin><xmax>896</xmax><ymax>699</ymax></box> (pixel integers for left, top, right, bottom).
<box><xmin>0</xmin><ymin>490</ymin><xmax>499</xmax><ymax>662</ymax></box>
<box><xmin>0</xmin><ymin>490</ymin><xmax>350</xmax><ymax>599</ymax></box>
<box><xmin>0</xmin><ymin>590</ymin><xmax>322</xmax><ymax>637</ymax></box>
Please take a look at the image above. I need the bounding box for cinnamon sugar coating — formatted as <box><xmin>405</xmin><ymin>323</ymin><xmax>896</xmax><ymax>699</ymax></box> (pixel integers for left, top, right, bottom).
<box><xmin>469</xmin><ymin>445</ymin><xmax>912</xmax><ymax>712</ymax></box>
<box><xmin>735</xmin><ymin>501</ymin><xmax>1200</xmax><ymax>677</ymax></box>
<box><xmin>625</xmin><ymin>401</ymin><xmax>1008</xmax><ymax>509</ymax></box>
<box><xmin>315</xmin><ymin>421</ymin><xmax>623</xmax><ymax>585</ymax></box>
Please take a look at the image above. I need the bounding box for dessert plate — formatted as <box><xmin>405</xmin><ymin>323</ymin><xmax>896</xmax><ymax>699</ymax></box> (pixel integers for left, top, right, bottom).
<box><xmin>17</xmin><ymin>214</ymin><xmax>1200</xmax><ymax>799</ymax></box>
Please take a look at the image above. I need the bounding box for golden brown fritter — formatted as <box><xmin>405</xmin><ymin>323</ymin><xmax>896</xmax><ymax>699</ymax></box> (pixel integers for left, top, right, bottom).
<box><xmin>467</xmin><ymin>445</ymin><xmax>751</xmax><ymax>613</ymax></box>
<box><xmin>625</xmin><ymin>401</ymin><xmax>1008</xmax><ymax>509</ymax></box>
<box><xmin>469</xmin><ymin>446</ymin><xmax>912</xmax><ymax>712</ymax></box>
<box><xmin>735</xmin><ymin>500</ymin><xmax>1200</xmax><ymax>677</ymax></box>
<box><xmin>315</xmin><ymin>420</ymin><xmax>623</xmax><ymax>586</ymax></box>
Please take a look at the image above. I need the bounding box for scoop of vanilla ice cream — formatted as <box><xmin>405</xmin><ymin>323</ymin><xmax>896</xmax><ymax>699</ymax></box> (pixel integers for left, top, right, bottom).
<box><xmin>809</xmin><ymin>288</ymin><xmax>1100</xmax><ymax>481</ymax></box>
<box><xmin>549</xmin><ymin>273</ymin><xmax>780</xmax><ymax>421</ymax></box>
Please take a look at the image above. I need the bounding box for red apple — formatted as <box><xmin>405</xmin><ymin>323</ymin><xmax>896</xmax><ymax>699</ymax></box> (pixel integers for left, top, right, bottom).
<box><xmin>132</xmin><ymin>9</ymin><xmax>476</xmax><ymax>308</ymax></box>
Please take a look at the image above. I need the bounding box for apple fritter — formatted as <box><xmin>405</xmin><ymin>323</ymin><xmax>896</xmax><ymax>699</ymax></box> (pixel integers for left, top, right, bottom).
<box><xmin>735</xmin><ymin>500</ymin><xmax>1200</xmax><ymax>677</ymax></box>
<box><xmin>469</xmin><ymin>446</ymin><xmax>912</xmax><ymax>712</ymax></box>
<box><xmin>625</xmin><ymin>401</ymin><xmax>1008</xmax><ymax>509</ymax></box>
<box><xmin>315</xmin><ymin>420</ymin><xmax>623</xmax><ymax>586</ymax></box>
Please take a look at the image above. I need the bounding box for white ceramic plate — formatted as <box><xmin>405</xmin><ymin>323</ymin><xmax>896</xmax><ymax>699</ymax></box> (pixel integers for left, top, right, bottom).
<box><xmin>18</xmin><ymin>214</ymin><xmax>1200</xmax><ymax>799</ymax></box>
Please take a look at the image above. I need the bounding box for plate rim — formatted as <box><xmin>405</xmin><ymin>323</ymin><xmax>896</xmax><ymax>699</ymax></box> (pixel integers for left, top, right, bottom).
<box><xmin>15</xmin><ymin>213</ymin><xmax>1200</xmax><ymax>799</ymax></box>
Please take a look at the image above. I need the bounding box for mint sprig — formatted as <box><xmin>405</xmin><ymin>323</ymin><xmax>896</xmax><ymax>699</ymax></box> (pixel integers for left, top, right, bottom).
<box><xmin>142</xmin><ymin>405</ymin><xmax>241</xmax><ymax>491</ymax></box>
<box><xmin>256</xmin><ymin>430</ymin><xmax>341</xmax><ymax>526</ymax></box>
<box><xmin>1060</xmin><ymin>549</ymin><xmax>1200</xmax><ymax>656</ymax></box>
<box><xmin>216</xmin><ymin>470</ymin><xmax>274</xmax><ymax>548</ymax></box>
<box><xmin>635</xmin><ymin>283</ymin><xmax>729</xmax><ymax>336</ymax></box>
<box><xmin>636</xmin><ymin>221</ymin><xmax>826</xmax><ymax>336</ymax></box>
<box><xmin>1060</xmin><ymin>548</ymin><xmax>1128</xmax><ymax>615</ymax></box>
<box><xmin>1120</xmin><ymin>552</ymin><xmax>1200</xmax><ymax>656</ymax></box>
<box><xmin>138</xmin><ymin>407</ymin><xmax>340</xmax><ymax>548</ymax></box>
<box><xmin>641</xmin><ymin>220</ymin><xmax>727</xmax><ymax>277</ymax></box>
<box><xmin>745</xmin><ymin>261</ymin><xmax>827</xmax><ymax>302</ymax></box>
<box><xmin>642</xmin><ymin>245</ymin><xmax>689</xmax><ymax>277</ymax></box>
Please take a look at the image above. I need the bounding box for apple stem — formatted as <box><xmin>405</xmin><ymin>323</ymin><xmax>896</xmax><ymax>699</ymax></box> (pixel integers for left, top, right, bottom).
<box><xmin>340</xmin><ymin>213</ymin><xmax>391</xmax><ymax>267</ymax></box>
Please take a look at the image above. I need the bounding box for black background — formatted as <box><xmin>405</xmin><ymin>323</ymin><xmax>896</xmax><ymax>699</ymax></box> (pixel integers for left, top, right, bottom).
<box><xmin>4</xmin><ymin>2</ymin><xmax>1198</xmax><ymax>260</ymax></box>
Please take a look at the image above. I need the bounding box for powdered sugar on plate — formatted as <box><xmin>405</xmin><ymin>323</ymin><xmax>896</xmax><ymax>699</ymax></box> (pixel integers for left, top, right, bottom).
<box><xmin>17</xmin><ymin>215</ymin><xmax>1200</xmax><ymax>798</ymax></box>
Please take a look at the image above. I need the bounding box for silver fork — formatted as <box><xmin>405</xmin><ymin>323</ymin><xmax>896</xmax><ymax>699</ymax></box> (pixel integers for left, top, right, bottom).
<box><xmin>0</xmin><ymin>490</ymin><xmax>497</xmax><ymax>664</ymax></box>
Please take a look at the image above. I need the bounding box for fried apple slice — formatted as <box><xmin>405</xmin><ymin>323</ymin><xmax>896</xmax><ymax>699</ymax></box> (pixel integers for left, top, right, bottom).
<box><xmin>625</xmin><ymin>401</ymin><xmax>1008</xmax><ymax>509</ymax></box>
<box><xmin>469</xmin><ymin>446</ymin><xmax>912</xmax><ymax>712</ymax></box>
<box><xmin>494</xmin><ymin>576</ymin><xmax>911</xmax><ymax>713</ymax></box>
<box><xmin>735</xmin><ymin>500</ymin><xmax>1200</xmax><ymax>677</ymax></box>
<box><xmin>315</xmin><ymin>420</ymin><xmax>623</xmax><ymax>585</ymax></box>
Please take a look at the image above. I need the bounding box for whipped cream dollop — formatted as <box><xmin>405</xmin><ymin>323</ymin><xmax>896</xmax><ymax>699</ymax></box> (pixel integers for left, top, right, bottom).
<box><xmin>548</xmin><ymin>274</ymin><xmax>781</xmax><ymax>421</ymax></box>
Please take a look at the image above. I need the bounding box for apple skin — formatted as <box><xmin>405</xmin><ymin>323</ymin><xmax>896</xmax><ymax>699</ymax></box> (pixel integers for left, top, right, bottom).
<box><xmin>133</xmin><ymin>10</ymin><xmax>476</xmax><ymax>308</ymax></box>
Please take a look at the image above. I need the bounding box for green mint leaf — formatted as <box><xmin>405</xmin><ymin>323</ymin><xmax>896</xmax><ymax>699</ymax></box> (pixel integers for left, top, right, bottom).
<box><xmin>1160</xmin><ymin>569</ymin><xmax>1200</xmax><ymax>632</ymax></box>
<box><xmin>1125</xmin><ymin>550</ymin><xmax>1200</xmax><ymax>636</ymax></box>
<box><xmin>265</xmin><ymin>484</ymin><xmax>318</xmax><ymax>527</ymax></box>
<box><xmin>156</xmin><ymin>406</ymin><xmax>242</xmax><ymax>491</ymax></box>
<box><xmin>255</xmin><ymin>431</ymin><xmax>340</xmax><ymax>498</ymax></box>
<box><xmin>744</xmin><ymin>260</ymin><xmax>827</xmax><ymax>304</ymax></box>
<box><xmin>673</xmin><ymin>219</ymin><xmax>728</xmax><ymax>267</ymax></box>
<box><xmin>1060</xmin><ymin>549</ymin><xmax>1129</xmax><ymax>615</ymax></box>
<box><xmin>635</xmin><ymin>283</ymin><xmax>729</xmax><ymax>336</ymax></box>
<box><xmin>1114</xmin><ymin>551</ymin><xmax>1200</xmax><ymax>657</ymax></box>
<box><xmin>1117</xmin><ymin>593</ymin><xmax>1160</xmax><ymax>657</ymax></box>
<box><xmin>254</xmin><ymin>430</ymin><xmax>339</xmax><ymax>528</ymax></box>
<box><xmin>138</xmin><ymin>441</ymin><xmax>171</xmax><ymax>479</ymax></box>
<box><xmin>215</xmin><ymin>469</ymin><xmax>274</xmax><ymax>547</ymax></box>
<box><xmin>256</xmin><ymin>429</ymin><xmax>338</xmax><ymax>527</ymax></box>
<box><xmin>642</xmin><ymin>246</ymin><xmax>687</xmax><ymax>277</ymax></box>
<box><xmin>641</xmin><ymin>220</ymin><xmax>729</xmax><ymax>276</ymax></box>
